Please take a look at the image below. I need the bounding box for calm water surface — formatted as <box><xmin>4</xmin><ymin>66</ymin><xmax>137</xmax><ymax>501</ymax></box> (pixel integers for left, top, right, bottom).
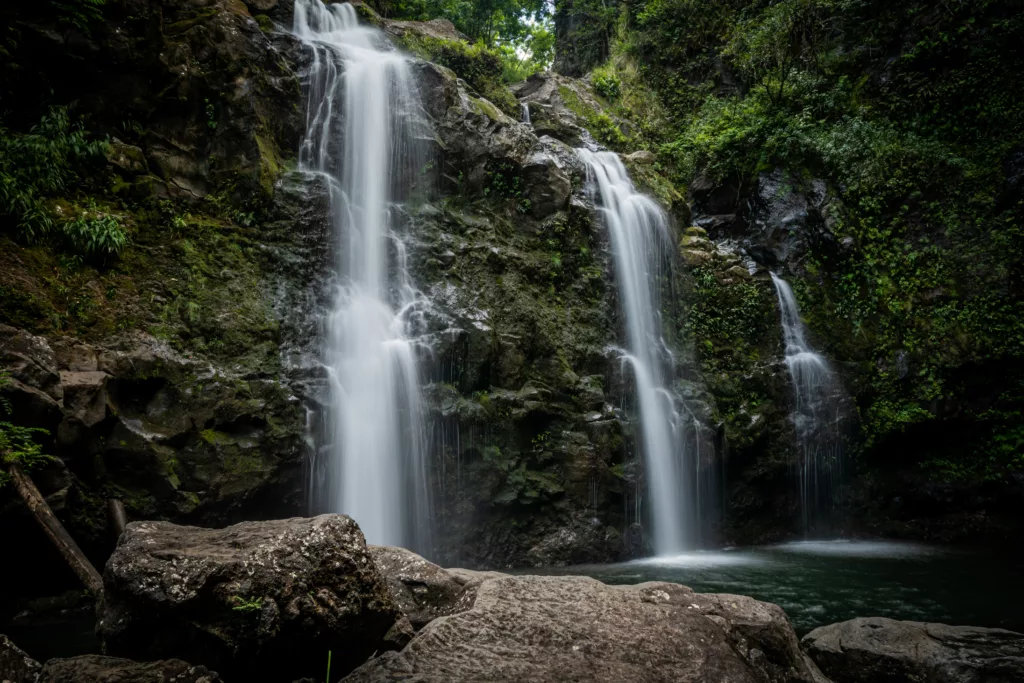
<box><xmin>526</xmin><ymin>540</ymin><xmax>1024</xmax><ymax>635</ymax></box>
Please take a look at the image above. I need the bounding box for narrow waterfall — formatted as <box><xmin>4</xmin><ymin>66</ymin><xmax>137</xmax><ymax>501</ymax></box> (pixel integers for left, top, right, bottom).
<box><xmin>770</xmin><ymin>273</ymin><xmax>847</xmax><ymax>533</ymax></box>
<box><xmin>294</xmin><ymin>1</ymin><xmax>430</xmax><ymax>550</ymax></box>
<box><xmin>521</xmin><ymin>103</ymin><xmax>531</xmax><ymax>125</ymax></box>
<box><xmin>578</xmin><ymin>149</ymin><xmax>695</xmax><ymax>554</ymax></box>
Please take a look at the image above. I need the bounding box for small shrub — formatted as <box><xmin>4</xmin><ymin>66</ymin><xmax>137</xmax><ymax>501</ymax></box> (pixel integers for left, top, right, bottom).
<box><xmin>591</xmin><ymin>67</ymin><xmax>622</xmax><ymax>101</ymax></box>
<box><xmin>0</xmin><ymin>107</ymin><xmax>107</xmax><ymax>242</ymax></box>
<box><xmin>61</xmin><ymin>212</ymin><xmax>129</xmax><ymax>261</ymax></box>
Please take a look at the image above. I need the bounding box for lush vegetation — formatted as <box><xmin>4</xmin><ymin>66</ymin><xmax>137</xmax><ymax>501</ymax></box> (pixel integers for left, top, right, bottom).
<box><xmin>369</xmin><ymin>0</ymin><xmax>555</xmax><ymax>83</ymax></box>
<box><xmin>590</xmin><ymin>0</ymin><xmax>1024</xmax><ymax>483</ymax></box>
<box><xmin>0</xmin><ymin>107</ymin><xmax>128</xmax><ymax>261</ymax></box>
<box><xmin>0</xmin><ymin>371</ymin><xmax>51</xmax><ymax>489</ymax></box>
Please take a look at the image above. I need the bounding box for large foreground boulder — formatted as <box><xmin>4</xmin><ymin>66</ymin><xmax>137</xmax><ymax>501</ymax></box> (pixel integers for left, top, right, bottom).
<box><xmin>97</xmin><ymin>515</ymin><xmax>402</xmax><ymax>682</ymax></box>
<box><xmin>0</xmin><ymin>634</ymin><xmax>41</xmax><ymax>683</ymax></box>
<box><xmin>37</xmin><ymin>656</ymin><xmax>221</xmax><ymax>683</ymax></box>
<box><xmin>802</xmin><ymin>617</ymin><xmax>1024</xmax><ymax>683</ymax></box>
<box><xmin>344</xmin><ymin>573</ymin><xmax>828</xmax><ymax>683</ymax></box>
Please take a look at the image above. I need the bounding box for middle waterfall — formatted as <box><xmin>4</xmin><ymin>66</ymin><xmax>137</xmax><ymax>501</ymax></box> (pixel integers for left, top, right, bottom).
<box><xmin>578</xmin><ymin>149</ymin><xmax>696</xmax><ymax>554</ymax></box>
<box><xmin>294</xmin><ymin>0</ymin><xmax>431</xmax><ymax>550</ymax></box>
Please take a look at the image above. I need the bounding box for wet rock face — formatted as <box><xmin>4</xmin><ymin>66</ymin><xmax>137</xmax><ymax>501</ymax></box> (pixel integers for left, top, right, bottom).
<box><xmin>37</xmin><ymin>656</ymin><xmax>222</xmax><ymax>683</ymax></box>
<box><xmin>344</xmin><ymin>574</ymin><xmax>827</xmax><ymax>683</ymax></box>
<box><xmin>692</xmin><ymin>168</ymin><xmax>842</xmax><ymax>272</ymax></box>
<box><xmin>802</xmin><ymin>617</ymin><xmax>1024</xmax><ymax>683</ymax></box>
<box><xmin>97</xmin><ymin>515</ymin><xmax>401</xmax><ymax>682</ymax></box>
<box><xmin>0</xmin><ymin>634</ymin><xmax>42</xmax><ymax>683</ymax></box>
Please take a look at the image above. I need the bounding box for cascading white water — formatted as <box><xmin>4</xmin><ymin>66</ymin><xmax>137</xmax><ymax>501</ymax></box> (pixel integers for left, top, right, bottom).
<box><xmin>770</xmin><ymin>273</ymin><xmax>847</xmax><ymax>533</ymax></box>
<box><xmin>294</xmin><ymin>0</ymin><xmax>430</xmax><ymax>550</ymax></box>
<box><xmin>521</xmin><ymin>103</ymin><xmax>531</xmax><ymax>125</ymax></box>
<box><xmin>578</xmin><ymin>149</ymin><xmax>695</xmax><ymax>554</ymax></box>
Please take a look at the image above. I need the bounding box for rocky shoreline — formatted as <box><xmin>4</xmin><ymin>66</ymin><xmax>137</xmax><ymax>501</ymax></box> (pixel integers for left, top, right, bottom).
<box><xmin>2</xmin><ymin>514</ymin><xmax>1021</xmax><ymax>683</ymax></box>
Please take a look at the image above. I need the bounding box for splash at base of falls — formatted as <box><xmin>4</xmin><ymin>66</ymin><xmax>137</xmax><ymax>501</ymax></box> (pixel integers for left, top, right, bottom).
<box><xmin>295</xmin><ymin>0</ymin><xmax>431</xmax><ymax>551</ymax></box>
<box><xmin>770</xmin><ymin>273</ymin><xmax>849</xmax><ymax>534</ymax></box>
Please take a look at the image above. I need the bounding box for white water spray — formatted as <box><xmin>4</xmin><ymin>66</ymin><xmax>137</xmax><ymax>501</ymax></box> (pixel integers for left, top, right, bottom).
<box><xmin>521</xmin><ymin>103</ymin><xmax>531</xmax><ymax>125</ymax></box>
<box><xmin>770</xmin><ymin>273</ymin><xmax>847</xmax><ymax>533</ymax></box>
<box><xmin>294</xmin><ymin>1</ymin><xmax>430</xmax><ymax>550</ymax></box>
<box><xmin>578</xmin><ymin>149</ymin><xmax>696</xmax><ymax>554</ymax></box>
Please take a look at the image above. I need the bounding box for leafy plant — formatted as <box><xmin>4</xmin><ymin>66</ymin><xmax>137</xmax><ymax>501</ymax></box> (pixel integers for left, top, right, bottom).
<box><xmin>0</xmin><ymin>371</ymin><xmax>52</xmax><ymax>488</ymax></box>
<box><xmin>230</xmin><ymin>595</ymin><xmax>263</xmax><ymax>612</ymax></box>
<box><xmin>61</xmin><ymin>211</ymin><xmax>130</xmax><ymax>261</ymax></box>
<box><xmin>591</xmin><ymin>66</ymin><xmax>622</xmax><ymax>101</ymax></box>
<box><xmin>0</xmin><ymin>107</ymin><xmax>107</xmax><ymax>242</ymax></box>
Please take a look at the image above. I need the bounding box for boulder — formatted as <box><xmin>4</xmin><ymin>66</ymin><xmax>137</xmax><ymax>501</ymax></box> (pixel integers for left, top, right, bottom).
<box><xmin>802</xmin><ymin>617</ymin><xmax>1024</xmax><ymax>683</ymax></box>
<box><xmin>97</xmin><ymin>515</ymin><xmax>402</xmax><ymax>682</ymax></box>
<box><xmin>368</xmin><ymin>546</ymin><xmax>469</xmax><ymax>630</ymax></box>
<box><xmin>0</xmin><ymin>634</ymin><xmax>41</xmax><ymax>683</ymax></box>
<box><xmin>344</xmin><ymin>574</ymin><xmax>828</xmax><ymax>682</ymax></box>
<box><xmin>37</xmin><ymin>656</ymin><xmax>221</xmax><ymax>683</ymax></box>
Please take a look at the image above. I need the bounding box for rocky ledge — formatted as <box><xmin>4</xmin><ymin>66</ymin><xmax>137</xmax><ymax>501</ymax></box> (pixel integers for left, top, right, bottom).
<box><xmin>3</xmin><ymin>516</ymin><xmax>1023</xmax><ymax>683</ymax></box>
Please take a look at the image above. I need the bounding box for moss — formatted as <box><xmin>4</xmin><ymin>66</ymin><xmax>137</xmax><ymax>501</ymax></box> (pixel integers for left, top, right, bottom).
<box><xmin>396</xmin><ymin>34</ymin><xmax>520</xmax><ymax>117</ymax></box>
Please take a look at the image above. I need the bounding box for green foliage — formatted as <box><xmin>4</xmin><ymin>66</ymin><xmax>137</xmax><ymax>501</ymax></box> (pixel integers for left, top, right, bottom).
<box><xmin>370</xmin><ymin>0</ymin><xmax>547</xmax><ymax>46</ymax></box>
<box><xmin>405</xmin><ymin>37</ymin><xmax>520</xmax><ymax>115</ymax></box>
<box><xmin>48</xmin><ymin>0</ymin><xmax>107</xmax><ymax>34</ymax></box>
<box><xmin>629</xmin><ymin>0</ymin><xmax>1024</xmax><ymax>481</ymax></box>
<box><xmin>0</xmin><ymin>371</ymin><xmax>52</xmax><ymax>489</ymax></box>
<box><xmin>481</xmin><ymin>445</ymin><xmax>564</xmax><ymax>505</ymax></box>
<box><xmin>61</xmin><ymin>210</ymin><xmax>130</xmax><ymax>261</ymax></box>
<box><xmin>591</xmin><ymin>65</ymin><xmax>622</xmax><ymax>101</ymax></box>
<box><xmin>557</xmin><ymin>86</ymin><xmax>630</xmax><ymax>150</ymax></box>
<box><xmin>230</xmin><ymin>595</ymin><xmax>263</xmax><ymax>612</ymax></box>
<box><xmin>0</xmin><ymin>107</ymin><xmax>108</xmax><ymax>242</ymax></box>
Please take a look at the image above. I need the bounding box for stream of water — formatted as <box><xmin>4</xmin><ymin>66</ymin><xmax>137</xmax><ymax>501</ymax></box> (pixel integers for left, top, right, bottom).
<box><xmin>771</xmin><ymin>273</ymin><xmax>849</xmax><ymax>533</ymax></box>
<box><xmin>578</xmin><ymin>149</ymin><xmax>697</xmax><ymax>554</ymax></box>
<box><xmin>294</xmin><ymin>0</ymin><xmax>431</xmax><ymax>550</ymax></box>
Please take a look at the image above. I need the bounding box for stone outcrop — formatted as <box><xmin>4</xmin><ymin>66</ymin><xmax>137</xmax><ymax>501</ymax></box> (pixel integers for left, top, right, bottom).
<box><xmin>368</xmin><ymin>546</ymin><xmax>471</xmax><ymax>630</ymax></box>
<box><xmin>37</xmin><ymin>656</ymin><xmax>221</xmax><ymax>683</ymax></box>
<box><xmin>97</xmin><ymin>515</ymin><xmax>401</xmax><ymax>681</ymax></box>
<box><xmin>346</xmin><ymin>571</ymin><xmax>828</xmax><ymax>683</ymax></box>
<box><xmin>0</xmin><ymin>634</ymin><xmax>42</xmax><ymax>683</ymax></box>
<box><xmin>802</xmin><ymin>617</ymin><xmax>1024</xmax><ymax>683</ymax></box>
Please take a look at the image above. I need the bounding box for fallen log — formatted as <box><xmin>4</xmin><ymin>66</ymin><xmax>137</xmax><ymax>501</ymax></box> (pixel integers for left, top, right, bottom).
<box><xmin>7</xmin><ymin>462</ymin><xmax>103</xmax><ymax>595</ymax></box>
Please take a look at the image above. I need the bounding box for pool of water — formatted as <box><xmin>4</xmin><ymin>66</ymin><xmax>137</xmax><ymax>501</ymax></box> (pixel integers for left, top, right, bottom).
<box><xmin>523</xmin><ymin>540</ymin><xmax>1024</xmax><ymax>635</ymax></box>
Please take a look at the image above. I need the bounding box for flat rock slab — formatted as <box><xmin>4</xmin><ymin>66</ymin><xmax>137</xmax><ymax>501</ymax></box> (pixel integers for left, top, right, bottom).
<box><xmin>344</xmin><ymin>574</ymin><xmax>827</xmax><ymax>683</ymax></box>
<box><xmin>37</xmin><ymin>655</ymin><xmax>220</xmax><ymax>683</ymax></box>
<box><xmin>802</xmin><ymin>616</ymin><xmax>1024</xmax><ymax>683</ymax></box>
<box><xmin>97</xmin><ymin>515</ymin><xmax>401</xmax><ymax>682</ymax></box>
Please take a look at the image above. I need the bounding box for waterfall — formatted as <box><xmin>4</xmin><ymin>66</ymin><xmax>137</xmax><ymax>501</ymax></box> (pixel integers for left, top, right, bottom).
<box><xmin>578</xmin><ymin>149</ymin><xmax>696</xmax><ymax>554</ymax></box>
<box><xmin>294</xmin><ymin>1</ymin><xmax>431</xmax><ymax>550</ymax></box>
<box><xmin>770</xmin><ymin>273</ymin><xmax>847</xmax><ymax>534</ymax></box>
<box><xmin>521</xmin><ymin>103</ymin><xmax>531</xmax><ymax>125</ymax></box>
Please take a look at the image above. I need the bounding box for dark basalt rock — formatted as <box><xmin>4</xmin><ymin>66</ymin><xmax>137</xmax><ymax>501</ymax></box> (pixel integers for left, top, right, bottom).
<box><xmin>37</xmin><ymin>656</ymin><xmax>221</xmax><ymax>683</ymax></box>
<box><xmin>802</xmin><ymin>617</ymin><xmax>1024</xmax><ymax>683</ymax></box>
<box><xmin>97</xmin><ymin>515</ymin><xmax>402</xmax><ymax>682</ymax></box>
<box><xmin>0</xmin><ymin>634</ymin><xmax>42</xmax><ymax>683</ymax></box>
<box><xmin>344</xmin><ymin>573</ymin><xmax>829</xmax><ymax>683</ymax></box>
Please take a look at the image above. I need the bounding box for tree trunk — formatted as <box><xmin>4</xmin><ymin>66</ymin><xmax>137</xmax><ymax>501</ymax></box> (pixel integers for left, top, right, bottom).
<box><xmin>8</xmin><ymin>463</ymin><xmax>104</xmax><ymax>595</ymax></box>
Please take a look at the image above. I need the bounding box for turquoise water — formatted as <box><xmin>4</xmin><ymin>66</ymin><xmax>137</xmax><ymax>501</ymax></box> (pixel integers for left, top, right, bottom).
<box><xmin>523</xmin><ymin>540</ymin><xmax>1024</xmax><ymax>635</ymax></box>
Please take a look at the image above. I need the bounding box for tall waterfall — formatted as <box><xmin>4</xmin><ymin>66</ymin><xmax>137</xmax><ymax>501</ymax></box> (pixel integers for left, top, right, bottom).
<box><xmin>294</xmin><ymin>1</ymin><xmax>430</xmax><ymax>550</ymax></box>
<box><xmin>578</xmin><ymin>149</ymin><xmax>696</xmax><ymax>554</ymax></box>
<box><xmin>770</xmin><ymin>273</ymin><xmax>847</xmax><ymax>533</ymax></box>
